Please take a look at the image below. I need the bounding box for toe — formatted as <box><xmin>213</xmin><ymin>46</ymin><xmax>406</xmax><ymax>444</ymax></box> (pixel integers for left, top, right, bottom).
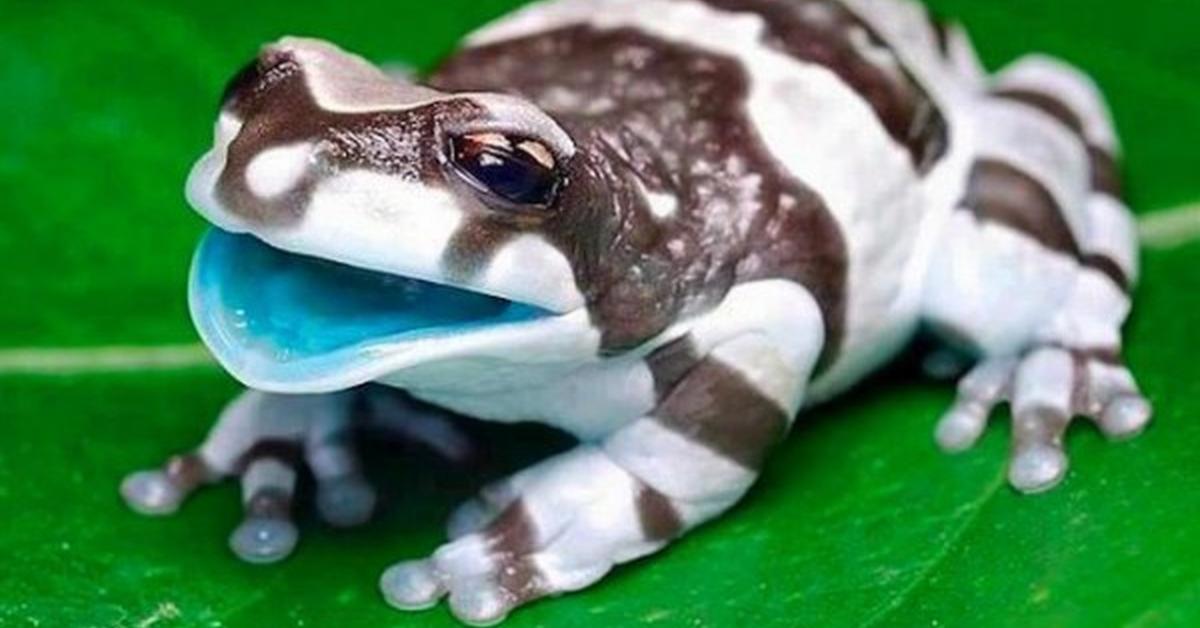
<box><xmin>448</xmin><ymin>578</ymin><xmax>511</xmax><ymax>627</ymax></box>
<box><xmin>120</xmin><ymin>470</ymin><xmax>183</xmax><ymax>515</ymax></box>
<box><xmin>935</xmin><ymin>401</ymin><xmax>989</xmax><ymax>452</ymax></box>
<box><xmin>316</xmin><ymin>476</ymin><xmax>377</xmax><ymax>528</ymax></box>
<box><xmin>1008</xmin><ymin>444</ymin><xmax>1069</xmax><ymax>494</ymax></box>
<box><xmin>380</xmin><ymin>559</ymin><xmax>445</xmax><ymax>610</ymax></box>
<box><xmin>229</xmin><ymin>517</ymin><xmax>298</xmax><ymax>564</ymax></box>
<box><xmin>1098</xmin><ymin>395</ymin><xmax>1153</xmax><ymax>440</ymax></box>
<box><xmin>433</xmin><ymin>535</ymin><xmax>495</xmax><ymax>580</ymax></box>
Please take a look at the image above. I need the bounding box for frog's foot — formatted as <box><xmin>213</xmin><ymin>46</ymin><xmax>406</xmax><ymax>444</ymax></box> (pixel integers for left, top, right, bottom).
<box><xmin>121</xmin><ymin>390</ymin><xmax>378</xmax><ymax>563</ymax></box>
<box><xmin>381</xmin><ymin>447</ymin><xmax>665</xmax><ymax>625</ymax></box>
<box><xmin>935</xmin><ymin>346</ymin><xmax>1152</xmax><ymax>493</ymax></box>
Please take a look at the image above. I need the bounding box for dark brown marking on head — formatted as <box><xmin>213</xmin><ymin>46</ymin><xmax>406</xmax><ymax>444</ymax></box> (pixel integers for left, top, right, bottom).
<box><xmin>645</xmin><ymin>336</ymin><xmax>702</xmax><ymax>399</ymax></box>
<box><xmin>1081</xmin><ymin>253</ymin><xmax>1130</xmax><ymax>292</ymax></box>
<box><xmin>214</xmin><ymin>48</ymin><xmax>488</xmax><ymax>228</ymax></box>
<box><xmin>652</xmin><ymin>356</ymin><xmax>789</xmax><ymax>470</ymax></box>
<box><xmin>699</xmin><ymin>0</ymin><xmax>950</xmax><ymax>173</ymax></box>
<box><xmin>439</xmin><ymin>214</ymin><xmax>522</xmax><ymax>282</ymax></box>
<box><xmin>960</xmin><ymin>159</ymin><xmax>1081</xmax><ymax>258</ymax></box>
<box><xmin>434</xmin><ymin>26</ymin><xmax>848</xmax><ymax>361</ymax></box>
<box><xmin>634</xmin><ymin>481</ymin><xmax>684</xmax><ymax>541</ymax></box>
<box><xmin>485</xmin><ymin>499</ymin><xmax>546</xmax><ymax>605</ymax></box>
<box><xmin>244</xmin><ymin>486</ymin><xmax>293</xmax><ymax>519</ymax></box>
<box><xmin>235</xmin><ymin>438</ymin><xmax>303</xmax><ymax>473</ymax></box>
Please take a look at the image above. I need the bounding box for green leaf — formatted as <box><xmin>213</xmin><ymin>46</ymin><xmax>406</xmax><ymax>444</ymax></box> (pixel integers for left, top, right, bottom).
<box><xmin>1</xmin><ymin>1</ymin><xmax>1198</xmax><ymax>626</ymax></box>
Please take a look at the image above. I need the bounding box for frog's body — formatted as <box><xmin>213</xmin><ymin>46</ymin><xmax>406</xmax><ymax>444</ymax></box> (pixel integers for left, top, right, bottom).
<box><xmin>122</xmin><ymin>0</ymin><xmax>1149</xmax><ymax>624</ymax></box>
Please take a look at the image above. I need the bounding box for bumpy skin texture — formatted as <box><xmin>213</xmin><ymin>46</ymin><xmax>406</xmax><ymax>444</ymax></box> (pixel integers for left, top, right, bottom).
<box><xmin>123</xmin><ymin>0</ymin><xmax>1150</xmax><ymax>624</ymax></box>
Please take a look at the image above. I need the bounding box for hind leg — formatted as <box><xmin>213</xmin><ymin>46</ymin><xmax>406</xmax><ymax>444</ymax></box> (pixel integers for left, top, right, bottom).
<box><xmin>923</xmin><ymin>55</ymin><xmax>1150</xmax><ymax>492</ymax></box>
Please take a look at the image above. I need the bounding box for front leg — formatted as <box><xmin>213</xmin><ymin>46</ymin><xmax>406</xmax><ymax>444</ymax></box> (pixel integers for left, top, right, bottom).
<box><xmin>381</xmin><ymin>283</ymin><xmax>823</xmax><ymax>624</ymax></box>
<box><xmin>121</xmin><ymin>386</ymin><xmax>471</xmax><ymax>563</ymax></box>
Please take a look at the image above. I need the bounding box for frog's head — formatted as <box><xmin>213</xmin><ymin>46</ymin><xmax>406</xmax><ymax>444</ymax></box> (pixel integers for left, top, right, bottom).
<box><xmin>186</xmin><ymin>37</ymin><xmax>652</xmax><ymax>393</ymax></box>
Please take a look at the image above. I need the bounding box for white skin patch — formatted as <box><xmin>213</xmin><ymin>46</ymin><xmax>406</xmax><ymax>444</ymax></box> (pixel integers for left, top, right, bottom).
<box><xmin>482</xmin><ymin>234</ymin><xmax>585</xmax><ymax>313</ymax></box>
<box><xmin>186</xmin><ymin>112</ymin><xmax>246</xmax><ymax>233</ymax></box>
<box><xmin>922</xmin><ymin>212</ymin><xmax>1079</xmax><ymax>356</ymax></box>
<box><xmin>244</xmin><ymin>142</ymin><xmax>313</xmax><ymax>199</ymax></box>
<box><xmin>262</xmin><ymin>172</ymin><xmax>465</xmax><ymax>287</ymax></box>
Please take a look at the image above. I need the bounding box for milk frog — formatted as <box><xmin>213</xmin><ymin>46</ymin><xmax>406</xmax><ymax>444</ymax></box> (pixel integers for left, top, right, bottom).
<box><xmin>121</xmin><ymin>0</ymin><xmax>1150</xmax><ymax>623</ymax></box>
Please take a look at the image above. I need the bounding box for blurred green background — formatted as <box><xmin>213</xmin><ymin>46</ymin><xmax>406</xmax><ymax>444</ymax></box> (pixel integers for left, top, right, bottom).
<box><xmin>1</xmin><ymin>1</ymin><xmax>1198</xmax><ymax>626</ymax></box>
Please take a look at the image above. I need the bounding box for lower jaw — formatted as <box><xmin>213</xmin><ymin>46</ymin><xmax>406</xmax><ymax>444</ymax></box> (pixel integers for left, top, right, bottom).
<box><xmin>188</xmin><ymin>228</ymin><xmax>553</xmax><ymax>390</ymax></box>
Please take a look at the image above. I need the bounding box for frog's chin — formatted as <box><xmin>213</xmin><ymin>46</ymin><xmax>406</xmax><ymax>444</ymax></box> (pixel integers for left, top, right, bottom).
<box><xmin>190</xmin><ymin>228</ymin><xmax>591</xmax><ymax>393</ymax></box>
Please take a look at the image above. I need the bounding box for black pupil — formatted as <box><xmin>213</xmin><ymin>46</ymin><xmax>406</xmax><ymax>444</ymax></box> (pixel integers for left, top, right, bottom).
<box><xmin>451</xmin><ymin>137</ymin><xmax>557</xmax><ymax>207</ymax></box>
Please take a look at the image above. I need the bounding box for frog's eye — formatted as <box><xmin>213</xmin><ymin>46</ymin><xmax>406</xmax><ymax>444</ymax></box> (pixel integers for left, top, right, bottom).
<box><xmin>449</xmin><ymin>133</ymin><xmax>560</xmax><ymax>210</ymax></box>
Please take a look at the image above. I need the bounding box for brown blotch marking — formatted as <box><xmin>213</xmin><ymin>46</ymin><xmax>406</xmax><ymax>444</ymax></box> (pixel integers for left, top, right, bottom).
<box><xmin>435</xmin><ymin>26</ymin><xmax>848</xmax><ymax>361</ymax></box>
<box><xmin>1081</xmin><ymin>252</ymin><xmax>1130</xmax><ymax>293</ymax></box>
<box><xmin>960</xmin><ymin>159</ymin><xmax>1081</xmax><ymax>257</ymax></box>
<box><xmin>634</xmin><ymin>481</ymin><xmax>684</xmax><ymax>541</ymax></box>
<box><xmin>702</xmin><ymin>0</ymin><xmax>950</xmax><ymax>173</ymax></box>
<box><xmin>485</xmin><ymin>499</ymin><xmax>547</xmax><ymax>604</ymax></box>
<box><xmin>653</xmin><ymin>356</ymin><xmax>789</xmax><ymax>470</ymax></box>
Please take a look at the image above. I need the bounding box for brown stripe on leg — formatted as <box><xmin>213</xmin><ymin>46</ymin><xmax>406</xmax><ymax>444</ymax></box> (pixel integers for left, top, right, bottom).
<box><xmin>652</xmin><ymin>357</ymin><xmax>789</xmax><ymax>471</ymax></box>
<box><xmin>1081</xmin><ymin>253</ymin><xmax>1130</xmax><ymax>292</ymax></box>
<box><xmin>993</xmin><ymin>87</ymin><xmax>1124</xmax><ymax>199</ymax></box>
<box><xmin>633</xmin><ymin>480</ymin><xmax>684</xmax><ymax>542</ymax></box>
<box><xmin>229</xmin><ymin>452</ymin><xmax>301</xmax><ymax>564</ymax></box>
<box><xmin>1088</xmin><ymin>146</ymin><xmax>1123</xmax><ymax>197</ymax></box>
<box><xmin>235</xmin><ymin>438</ymin><xmax>303</xmax><ymax>472</ymax></box>
<box><xmin>992</xmin><ymin>88</ymin><xmax>1086</xmax><ymax>135</ymax></box>
<box><xmin>120</xmin><ymin>451</ymin><xmax>219</xmax><ymax>515</ymax></box>
<box><xmin>960</xmin><ymin>159</ymin><xmax>1081</xmax><ymax>257</ymax></box>
<box><xmin>484</xmin><ymin>499</ymin><xmax>546</xmax><ymax>606</ymax></box>
<box><xmin>645</xmin><ymin>335</ymin><xmax>702</xmax><ymax>398</ymax></box>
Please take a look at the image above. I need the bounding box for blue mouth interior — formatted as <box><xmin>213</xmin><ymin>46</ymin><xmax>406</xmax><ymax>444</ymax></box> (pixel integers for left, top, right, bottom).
<box><xmin>190</xmin><ymin>229</ymin><xmax>550</xmax><ymax>385</ymax></box>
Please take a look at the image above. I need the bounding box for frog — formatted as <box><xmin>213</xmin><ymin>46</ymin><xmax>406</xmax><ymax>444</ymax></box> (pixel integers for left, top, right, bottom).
<box><xmin>120</xmin><ymin>0</ymin><xmax>1151</xmax><ymax>624</ymax></box>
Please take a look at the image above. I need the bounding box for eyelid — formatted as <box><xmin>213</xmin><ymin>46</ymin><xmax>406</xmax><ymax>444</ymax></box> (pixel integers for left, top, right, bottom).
<box><xmin>516</xmin><ymin>140</ymin><xmax>555</xmax><ymax>169</ymax></box>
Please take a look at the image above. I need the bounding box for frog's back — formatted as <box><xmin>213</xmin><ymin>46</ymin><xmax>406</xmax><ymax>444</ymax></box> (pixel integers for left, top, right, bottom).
<box><xmin>436</xmin><ymin>0</ymin><xmax>976</xmax><ymax>394</ymax></box>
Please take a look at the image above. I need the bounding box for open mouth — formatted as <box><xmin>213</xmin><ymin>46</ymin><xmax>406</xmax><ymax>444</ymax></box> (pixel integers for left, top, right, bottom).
<box><xmin>190</xmin><ymin>229</ymin><xmax>553</xmax><ymax>389</ymax></box>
